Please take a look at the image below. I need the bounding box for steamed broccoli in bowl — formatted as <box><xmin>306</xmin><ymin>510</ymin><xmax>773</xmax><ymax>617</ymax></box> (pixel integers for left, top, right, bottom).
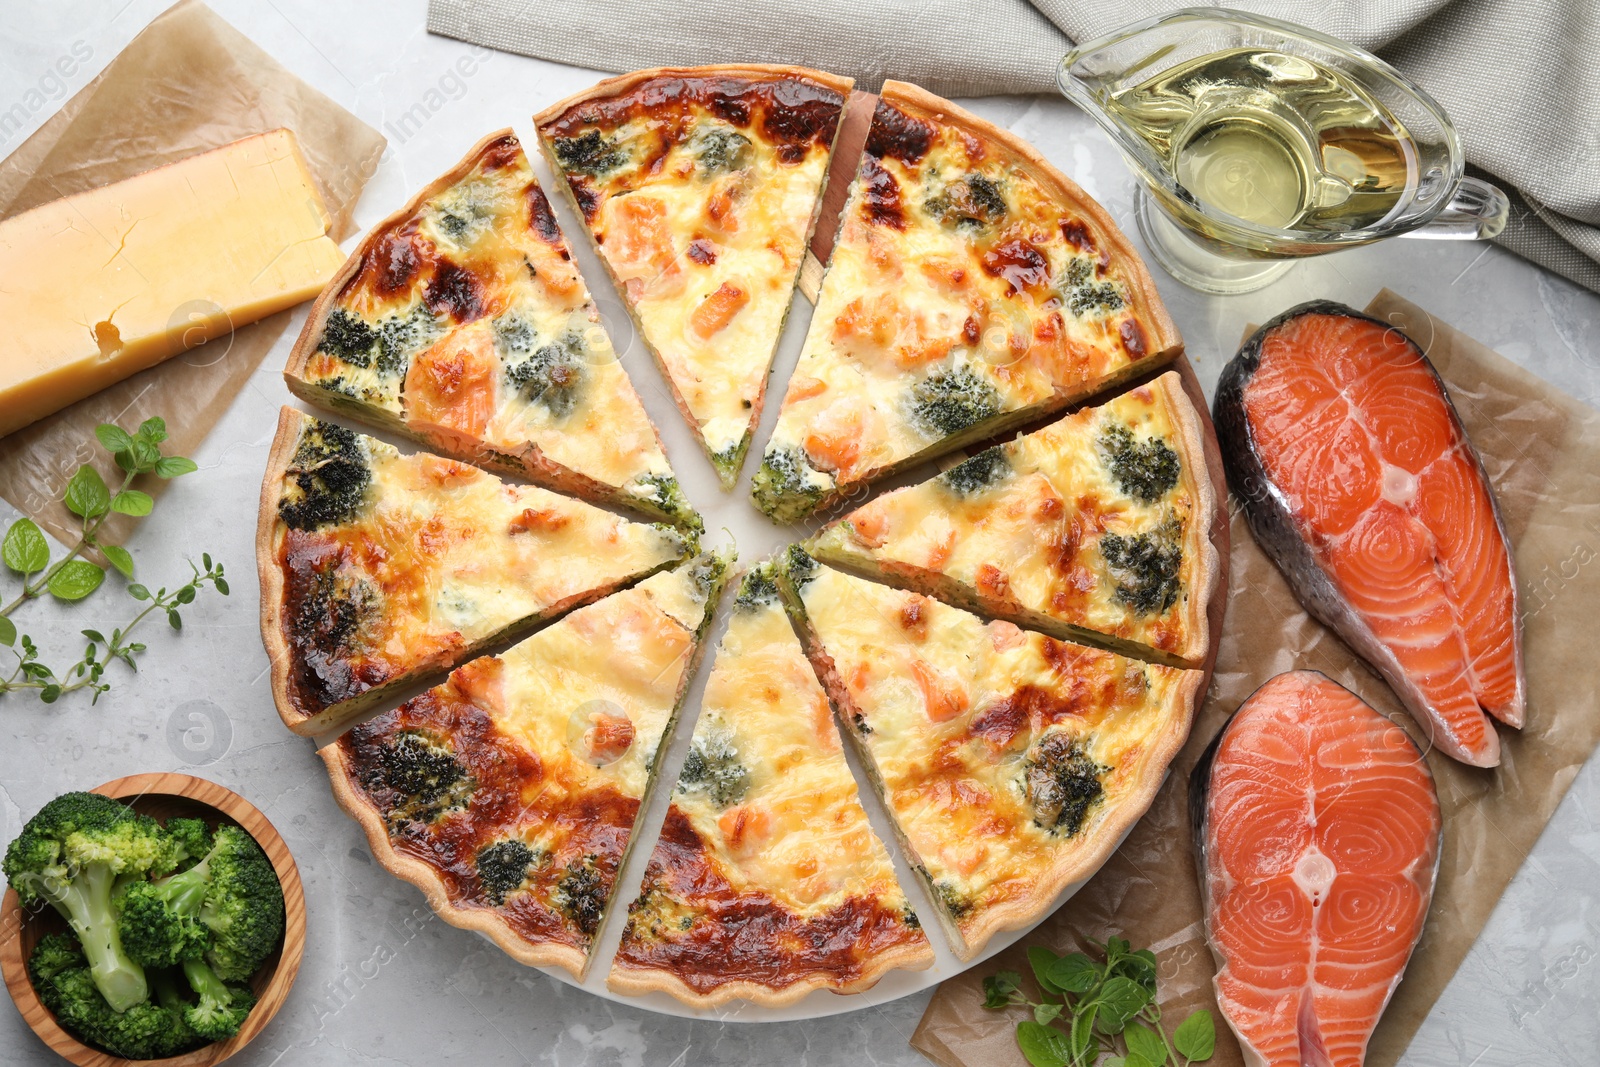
<box><xmin>4</xmin><ymin>792</ymin><xmax>286</xmax><ymax>1059</ymax></box>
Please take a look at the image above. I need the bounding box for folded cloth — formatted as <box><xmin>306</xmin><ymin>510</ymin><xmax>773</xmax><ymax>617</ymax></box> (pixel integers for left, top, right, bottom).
<box><xmin>429</xmin><ymin>0</ymin><xmax>1600</xmax><ymax>294</ymax></box>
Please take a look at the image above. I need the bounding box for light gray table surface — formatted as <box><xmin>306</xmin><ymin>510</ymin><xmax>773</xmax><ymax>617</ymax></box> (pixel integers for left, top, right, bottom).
<box><xmin>2</xmin><ymin>2</ymin><xmax>1598</xmax><ymax>1064</ymax></box>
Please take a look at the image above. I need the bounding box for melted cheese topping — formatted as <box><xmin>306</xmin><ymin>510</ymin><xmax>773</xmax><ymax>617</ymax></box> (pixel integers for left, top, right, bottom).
<box><xmin>672</xmin><ymin>586</ymin><xmax>912</xmax><ymax>915</ymax></box>
<box><xmin>539</xmin><ymin>78</ymin><xmax>841</xmax><ymax>471</ymax></box>
<box><xmin>472</xmin><ymin>562</ymin><xmax>718</xmax><ymax>805</ymax></box>
<box><xmin>272</xmin><ymin>413</ymin><xmax>687</xmax><ymax>721</ymax></box>
<box><xmin>330</xmin><ymin>561</ymin><xmax>722</xmax><ymax>966</ymax></box>
<box><xmin>756</xmin><ymin>96</ymin><xmax>1163</xmax><ymax>520</ymax></box>
<box><xmin>293</xmin><ymin>133</ymin><xmax>683</xmax><ymax>519</ymax></box>
<box><xmin>794</xmin><ymin>563</ymin><xmax>1195</xmax><ymax>955</ymax></box>
<box><xmin>811</xmin><ymin>372</ymin><xmax>1209</xmax><ymax>665</ymax></box>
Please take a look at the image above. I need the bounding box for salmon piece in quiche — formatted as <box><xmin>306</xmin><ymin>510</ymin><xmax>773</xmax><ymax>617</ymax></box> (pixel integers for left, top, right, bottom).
<box><xmin>535</xmin><ymin>66</ymin><xmax>853</xmax><ymax>489</ymax></box>
<box><xmin>778</xmin><ymin>549</ymin><xmax>1203</xmax><ymax>960</ymax></box>
<box><xmin>753</xmin><ymin>82</ymin><xmax>1182</xmax><ymax>522</ymax></box>
<box><xmin>610</xmin><ymin>564</ymin><xmax>931</xmax><ymax>1007</ymax></box>
<box><xmin>257</xmin><ymin>408</ymin><xmax>692</xmax><ymax>736</ymax></box>
<box><xmin>322</xmin><ymin>555</ymin><xmax>729</xmax><ymax>978</ymax></box>
<box><xmin>810</xmin><ymin>372</ymin><xmax>1219</xmax><ymax>667</ymax></box>
<box><xmin>285</xmin><ymin>129</ymin><xmax>697</xmax><ymax>529</ymax></box>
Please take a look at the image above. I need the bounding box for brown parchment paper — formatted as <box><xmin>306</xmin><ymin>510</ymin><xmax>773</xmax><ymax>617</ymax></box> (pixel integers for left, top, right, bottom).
<box><xmin>0</xmin><ymin>0</ymin><xmax>384</xmax><ymax>548</ymax></box>
<box><xmin>913</xmin><ymin>289</ymin><xmax>1600</xmax><ymax>1067</ymax></box>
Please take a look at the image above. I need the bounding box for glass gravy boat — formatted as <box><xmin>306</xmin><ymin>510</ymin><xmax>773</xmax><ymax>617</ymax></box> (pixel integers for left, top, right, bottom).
<box><xmin>1059</xmin><ymin>8</ymin><xmax>1510</xmax><ymax>293</ymax></box>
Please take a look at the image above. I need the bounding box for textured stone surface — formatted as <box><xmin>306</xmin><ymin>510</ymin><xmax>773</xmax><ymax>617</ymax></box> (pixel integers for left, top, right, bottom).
<box><xmin>1</xmin><ymin>2</ymin><xmax>1597</xmax><ymax>1064</ymax></box>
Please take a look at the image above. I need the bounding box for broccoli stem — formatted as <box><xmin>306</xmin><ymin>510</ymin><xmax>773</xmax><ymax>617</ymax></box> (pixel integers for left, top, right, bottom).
<box><xmin>180</xmin><ymin>956</ymin><xmax>232</xmax><ymax>1010</ymax></box>
<box><xmin>46</xmin><ymin>862</ymin><xmax>147</xmax><ymax>1012</ymax></box>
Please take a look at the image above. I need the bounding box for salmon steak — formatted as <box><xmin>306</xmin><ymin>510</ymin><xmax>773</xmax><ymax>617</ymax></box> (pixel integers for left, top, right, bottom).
<box><xmin>1214</xmin><ymin>301</ymin><xmax>1523</xmax><ymax>767</ymax></box>
<box><xmin>1193</xmin><ymin>671</ymin><xmax>1442</xmax><ymax>1067</ymax></box>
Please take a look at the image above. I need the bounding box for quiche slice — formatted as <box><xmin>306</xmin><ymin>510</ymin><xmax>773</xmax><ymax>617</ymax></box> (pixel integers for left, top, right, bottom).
<box><xmin>810</xmin><ymin>372</ymin><xmax>1219</xmax><ymax>668</ymax></box>
<box><xmin>753</xmin><ymin>82</ymin><xmax>1183</xmax><ymax>523</ymax></box>
<box><xmin>610</xmin><ymin>564</ymin><xmax>932</xmax><ymax>1006</ymax></box>
<box><xmin>322</xmin><ymin>554</ymin><xmax>729</xmax><ymax>978</ymax></box>
<box><xmin>535</xmin><ymin>66</ymin><xmax>852</xmax><ymax>488</ymax></box>
<box><xmin>778</xmin><ymin>550</ymin><xmax>1203</xmax><ymax>960</ymax></box>
<box><xmin>257</xmin><ymin>408</ymin><xmax>691</xmax><ymax>736</ymax></box>
<box><xmin>284</xmin><ymin>129</ymin><xmax>697</xmax><ymax>529</ymax></box>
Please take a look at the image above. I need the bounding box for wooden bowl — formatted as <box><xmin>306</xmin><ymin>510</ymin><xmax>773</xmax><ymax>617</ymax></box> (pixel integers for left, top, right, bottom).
<box><xmin>0</xmin><ymin>773</ymin><xmax>306</xmax><ymax>1066</ymax></box>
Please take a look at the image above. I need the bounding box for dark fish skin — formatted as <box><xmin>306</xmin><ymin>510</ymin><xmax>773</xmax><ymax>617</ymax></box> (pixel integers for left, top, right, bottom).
<box><xmin>1213</xmin><ymin>300</ymin><xmax>1519</xmax><ymax>767</ymax></box>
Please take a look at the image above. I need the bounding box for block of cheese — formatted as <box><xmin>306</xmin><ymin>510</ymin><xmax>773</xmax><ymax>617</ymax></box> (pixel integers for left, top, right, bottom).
<box><xmin>0</xmin><ymin>128</ymin><xmax>344</xmax><ymax>438</ymax></box>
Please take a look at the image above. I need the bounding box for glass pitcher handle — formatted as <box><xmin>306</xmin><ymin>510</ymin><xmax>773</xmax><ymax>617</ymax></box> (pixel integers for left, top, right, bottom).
<box><xmin>1402</xmin><ymin>177</ymin><xmax>1510</xmax><ymax>240</ymax></box>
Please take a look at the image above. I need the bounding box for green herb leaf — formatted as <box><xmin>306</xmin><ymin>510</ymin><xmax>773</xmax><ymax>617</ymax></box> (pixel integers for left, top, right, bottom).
<box><xmin>1124</xmin><ymin>1055</ymin><xmax>1156</xmax><ymax>1067</ymax></box>
<box><xmin>110</xmin><ymin>489</ymin><xmax>154</xmax><ymax>517</ymax></box>
<box><xmin>48</xmin><ymin>560</ymin><xmax>105</xmax><ymax>601</ymax></box>
<box><xmin>155</xmin><ymin>456</ymin><xmax>198</xmax><ymax>478</ymax></box>
<box><xmin>1095</xmin><ymin>976</ymin><xmax>1151</xmax><ymax>1033</ymax></box>
<box><xmin>2</xmin><ymin>518</ymin><xmax>50</xmax><ymax>574</ymax></box>
<box><xmin>137</xmin><ymin>416</ymin><xmax>168</xmax><ymax>443</ymax></box>
<box><xmin>1028</xmin><ymin>946</ymin><xmax>1066</xmax><ymax>996</ymax></box>
<box><xmin>127</xmin><ymin>583</ymin><xmax>150</xmax><ymax>601</ymax></box>
<box><xmin>0</xmin><ymin>617</ymin><xmax>15</xmax><ymax>646</ymax></box>
<box><xmin>1118</xmin><ymin>949</ymin><xmax>1159</xmax><ymax>995</ymax></box>
<box><xmin>1015</xmin><ymin>1020</ymin><xmax>1073</xmax><ymax>1067</ymax></box>
<box><xmin>1069</xmin><ymin>1004</ymin><xmax>1098</xmax><ymax>1063</ymax></box>
<box><xmin>167</xmin><ymin>608</ymin><xmax>182</xmax><ymax>630</ymax></box>
<box><xmin>1102</xmin><ymin>1058</ymin><xmax>1127</xmax><ymax>1067</ymax></box>
<box><xmin>95</xmin><ymin>424</ymin><xmax>135</xmax><ymax>453</ymax></box>
<box><xmin>1033</xmin><ymin>1002</ymin><xmax>1064</xmax><ymax>1025</ymax></box>
<box><xmin>102</xmin><ymin>544</ymin><xmax>134</xmax><ymax>578</ymax></box>
<box><xmin>1173</xmin><ymin>1011</ymin><xmax>1215</xmax><ymax>1062</ymax></box>
<box><xmin>1047</xmin><ymin>952</ymin><xmax>1101</xmax><ymax>994</ymax></box>
<box><xmin>983</xmin><ymin>971</ymin><xmax>1022</xmax><ymax>1009</ymax></box>
<box><xmin>40</xmin><ymin>684</ymin><xmax>61</xmax><ymax>703</ymax></box>
<box><xmin>214</xmin><ymin>577</ymin><xmax>230</xmax><ymax>596</ymax></box>
<box><xmin>63</xmin><ymin>465</ymin><xmax>111</xmax><ymax>519</ymax></box>
<box><xmin>1123</xmin><ymin>1022</ymin><xmax>1167</xmax><ymax>1066</ymax></box>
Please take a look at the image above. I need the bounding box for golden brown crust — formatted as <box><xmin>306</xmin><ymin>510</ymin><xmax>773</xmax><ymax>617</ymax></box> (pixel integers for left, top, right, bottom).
<box><xmin>316</xmin><ymin>742</ymin><xmax>591</xmax><ymax>978</ymax></box>
<box><xmin>531</xmin><ymin>65</ymin><xmax>855</xmax><ymax>129</ymax></box>
<box><xmin>875</xmin><ymin>81</ymin><xmax>1182</xmax><ymax>368</ymax></box>
<box><xmin>952</xmin><ymin>666</ymin><xmax>1206</xmax><ymax>958</ymax></box>
<box><xmin>1149</xmin><ymin>371</ymin><xmax>1221</xmax><ymax>668</ymax></box>
<box><xmin>256</xmin><ymin>406</ymin><xmax>310</xmax><ymax>735</ymax></box>
<box><xmin>605</xmin><ymin>938</ymin><xmax>933</xmax><ymax>1008</ymax></box>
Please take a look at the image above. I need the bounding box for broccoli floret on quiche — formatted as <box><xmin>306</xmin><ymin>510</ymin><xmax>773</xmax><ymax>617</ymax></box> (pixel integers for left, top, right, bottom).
<box><xmin>318</xmin><ymin>309</ymin><xmax>380</xmax><ymax>366</ymax></box>
<box><xmin>552</xmin><ymin>130</ymin><xmax>628</xmax><ymax>176</ymax></box>
<box><xmin>475</xmin><ymin>840</ymin><xmax>537</xmax><ymax>905</ymax></box>
<box><xmin>693</xmin><ymin>127</ymin><xmax>753</xmax><ymax>174</ymax></box>
<box><xmin>359</xmin><ymin>730</ymin><xmax>476</xmax><ymax>827</ymax></box>
<box><xmin>939</xmin><ymin>446</ymin><xmax>1012</xmax><ymax>496</ymax></box>
<box><xmin>910</xmin><ymin>364</ymin><xmax>1002</xmax><ymax>437</ymax></box>
<box><xmin>1099</xmin><ymin>517</ymin><xmax>1183</xmax><ymax>615</ymax></box>
<box><xmin>1023</xmin><ymin>730</ymin><xmax>1106</xmax><ymax>836</ymax></box>
<box><xmin>751</xmin><ymin>445</ymin><xmax>827</xmax><ymax>522</ymax></box>
<box><xmin>923</xmin><ymin>174</ymin><xmax>1007</xmax><ymax>228</ymax></box>
<box><xmin>504</xmin><ymin>334</ymin><xmax>587</xmax><ymax>418</ymax></box>
<box><xmin>277</xmin><ymin>420</ymin><xmax>371</xmax><ymax>531</ymax></box>
<box><xmin>1098</xmin><ymin>424</ymin><xmax>1180</xmax><ymax>503</ymax></box>
<box><xmin>677</xmin><ymin>723</ymin><xmax>751</xmax><ymax>809</ymax></box>
<box><xmin>553</xmin><ymin>856</ymin><xmax>607</xmax><ymax>936</ymax></box>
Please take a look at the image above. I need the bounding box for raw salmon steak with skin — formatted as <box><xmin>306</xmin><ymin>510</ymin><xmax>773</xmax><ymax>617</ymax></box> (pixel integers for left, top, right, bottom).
<box><xmin>1214</xmin><ymin>301</ymin><xmax>1523</xmax><ymax>767</ymax></box>
<box><xmin>1194</xmin><ymin>671</ymin><xmax>1441</xmax><ymax>1067</ymax></box>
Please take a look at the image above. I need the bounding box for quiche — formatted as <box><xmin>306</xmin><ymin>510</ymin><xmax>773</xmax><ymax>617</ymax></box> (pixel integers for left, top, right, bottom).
<box><xmin>610</xmin><ymin>565</ymin><xmax>932</xmax><ymax>1006</ymax></box>
<box><xmin>535</xmin><ymin>66</ymin><xmax>852</xmax><ymax>488</ymax></box>
<box><xmin>322</xmin><ymin>555</ymin><xmax>728</xmax><ymax>978</ymax></box>
<box><xmin>753</xmin><ymin>81</ymin><xmax>1182</xmax><ymax>523</ymax></box>
<box><xmin>257</xmin><ymin>408</ymin><xmax>691</xmax><ymax>736</ymax></box>
<box><xmin>778</xmin><ymin>549</ymin><xmax>1203</xmax><ymax>960</ymax></box>
<box><xmin>284</xmin><ymin>129</ymin><xmax>697</xmax><ymax>528</ymax></box>
<box><xmin>809</xmin><ymin>371</ymin><xmax>1218</xmax><ymax>667</ymax></box>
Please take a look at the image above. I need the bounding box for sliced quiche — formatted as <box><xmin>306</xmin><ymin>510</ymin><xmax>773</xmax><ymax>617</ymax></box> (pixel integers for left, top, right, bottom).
<box><xmin>257</xmin><ymin>408</ymin><xmax>691</xmax><ymax>736</ymax></box>
<box><xmin>810</xmin><ymin>371</ymin><xmax>1218</xmax><ymax>667</ymax></box>
<box><xmin>779</xmin><ymin>549</ymin><xmax>1202</xmax><ymax>960</ymax></box>
<box><xmin>322</xmin><ymin>555</ymin><xmax>728</xmax><ymax>978</ymax></box>
<box><xmin>753</xmin><ymin>82</ymin><xmax>1182</xmax><ymax>522</ymax></box>
<box><xmin>284</xmin><ymin>129</ymin><xmax>697</xmax><ymax>528</ymax></box>
<box><xmin>610</xmin><ymin>564</ymin><xmax>931</xmax><ymax>1006</ymax></box>
<box><xmin>535</xmin><ymin>65</ymin><xmax>852</xmax><ymax>488</ymax></box>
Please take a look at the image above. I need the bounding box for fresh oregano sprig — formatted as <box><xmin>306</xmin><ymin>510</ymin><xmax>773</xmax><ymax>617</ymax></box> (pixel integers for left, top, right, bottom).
<box><xmin>0</xmin><ymin>416</ymin><xmax>226</xmax><ymax>704</ymax></box>
<box><xmin>2</xmin><ymin>555</ymin><xmax>227</xmax><ymax>704</ymax></box>
<box><xmin>982</xmin><ymin>937</ymin><xmax>1216</xmax><ymax>1067</ymax></box>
